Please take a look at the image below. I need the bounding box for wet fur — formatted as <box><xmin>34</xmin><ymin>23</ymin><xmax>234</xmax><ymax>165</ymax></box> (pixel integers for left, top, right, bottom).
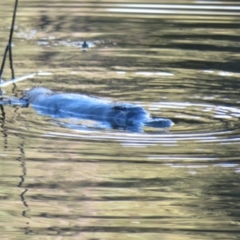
<box><xmin>22</xmin><ymin>87</ymin><xmax>173</xmax><ymax>131</ymax></box>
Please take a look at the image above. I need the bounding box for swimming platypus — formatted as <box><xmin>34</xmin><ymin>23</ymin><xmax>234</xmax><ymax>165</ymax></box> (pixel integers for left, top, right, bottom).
<box><xmin>22</xmin><ymin>87</ymin><xmax>173</xmax><ymax>131</ymax></box>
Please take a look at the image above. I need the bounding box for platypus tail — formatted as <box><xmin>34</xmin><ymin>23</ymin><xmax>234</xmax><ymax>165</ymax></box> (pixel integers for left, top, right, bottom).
<box><xmin>145</xmin><ymin>118</ymin><xmax>174</xmax><ymax>128</ymax></box>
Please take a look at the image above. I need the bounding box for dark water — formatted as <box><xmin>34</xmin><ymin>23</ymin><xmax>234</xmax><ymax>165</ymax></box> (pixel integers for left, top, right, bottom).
<box><xmin>1</xmin><ymin>1</ymin><xmax>240</xmax><ymax>239</ymax></box>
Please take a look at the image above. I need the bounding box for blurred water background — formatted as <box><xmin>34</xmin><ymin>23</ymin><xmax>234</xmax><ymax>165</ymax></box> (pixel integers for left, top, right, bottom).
<box><xmin>0</xmin><ymin>1</ymin><xmax>240</xmax><ymax>239</ymax></box>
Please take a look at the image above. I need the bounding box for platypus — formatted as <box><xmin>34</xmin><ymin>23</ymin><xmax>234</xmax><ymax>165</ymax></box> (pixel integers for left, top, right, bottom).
<box><xmin>21</xmin><ymin>87</ymin><xmax>173</xmax><ymax>131</ymax></box>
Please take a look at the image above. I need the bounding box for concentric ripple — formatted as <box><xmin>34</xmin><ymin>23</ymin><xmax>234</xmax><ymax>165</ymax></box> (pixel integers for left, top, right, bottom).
<box><xmin>35</xmin><ymin>100</ymin><xmax>240</xmax><ymax>146</ymax></box>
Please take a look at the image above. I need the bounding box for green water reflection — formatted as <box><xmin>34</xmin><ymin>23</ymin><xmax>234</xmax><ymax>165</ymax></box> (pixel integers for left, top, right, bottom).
<box><xmin>1</xmin><ymin>0</ymin><xmax>240</xmax><ymax>239</ymax></box>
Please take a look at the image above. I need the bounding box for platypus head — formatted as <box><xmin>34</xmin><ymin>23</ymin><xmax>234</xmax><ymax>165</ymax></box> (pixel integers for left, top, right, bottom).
<box><xmin>22</xmin><ymin>87</ymin><xmax>53</xmax><ymax>103</ymax></box>
<box><xmin>109</xmin><ymin>104</ymin><xmax>149</xmax><ymax>130</ymax></box>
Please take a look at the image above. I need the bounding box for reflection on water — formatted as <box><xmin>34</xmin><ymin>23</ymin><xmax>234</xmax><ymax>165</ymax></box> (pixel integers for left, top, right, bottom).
<box><xmin>1</xmin><ymin>0</ymin><xmax>240</xmax><ymax>239</ymax></box>
<box><xmin>108</xmin><ymin>4</ymin><xmax>240</xmax><ymax>15</ymax></box>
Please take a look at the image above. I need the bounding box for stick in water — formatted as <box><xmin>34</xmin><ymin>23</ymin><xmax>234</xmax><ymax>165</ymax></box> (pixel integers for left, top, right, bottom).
<box><xmin>0</xmin><ymin>73</ymin><xmax>37</xmax><ymax>87</ymax></box>
<box><xmin>0</xmin><ymin>0</ymin><xmax>18</xmax><ymax>79</ymax></box>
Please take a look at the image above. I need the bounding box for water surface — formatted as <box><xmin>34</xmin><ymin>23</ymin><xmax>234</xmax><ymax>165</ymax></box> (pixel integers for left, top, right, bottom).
<box><xmin>1</xmin><ymin>1</ymin><xmax>240</xmax><ymax>239</ymax></box>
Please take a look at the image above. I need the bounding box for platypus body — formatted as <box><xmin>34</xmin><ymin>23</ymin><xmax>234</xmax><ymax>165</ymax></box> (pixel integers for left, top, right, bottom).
<box><xmin>22</xmin><ymin>87</ymin><xmax>173</xmax><ymax>131</ymax></box>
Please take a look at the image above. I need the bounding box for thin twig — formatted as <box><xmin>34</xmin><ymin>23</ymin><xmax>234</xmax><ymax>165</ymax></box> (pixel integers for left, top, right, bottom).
<box><xmin>0</xmin><ymin>71</ymin><xmax>52</xmax><ymax>87</ymax></box>
<box><xmin>0</xmin><ymin>0</ymin><xmax>18</xmax><ymax>79</ymax></box>
<box><xmin>0</xmin><ymin>73</ymin><xmax>37</xmax><ymax>87</ymax></box>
